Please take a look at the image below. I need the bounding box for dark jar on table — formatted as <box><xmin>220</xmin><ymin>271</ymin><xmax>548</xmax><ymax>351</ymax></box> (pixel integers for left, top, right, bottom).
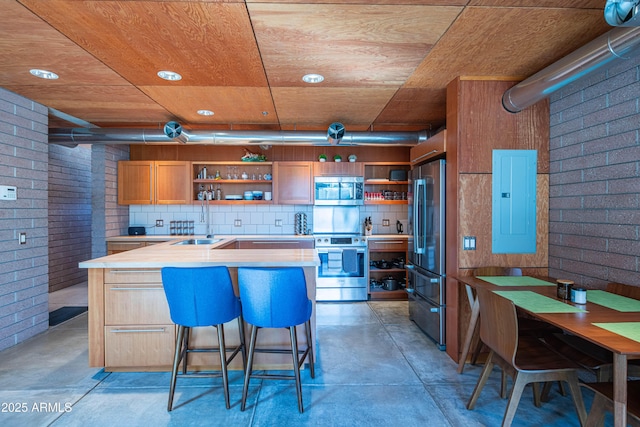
<box><xmin>556</xmin><ymin>279</ymin><xmax>574</xmax><ymax>300</ymax></box>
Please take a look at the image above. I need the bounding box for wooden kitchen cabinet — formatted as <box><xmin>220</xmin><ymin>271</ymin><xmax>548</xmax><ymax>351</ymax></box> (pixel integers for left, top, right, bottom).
<box><xmin>363</xmin><ymin>162</ymin><xmax>410</xmax><ymax>205</ymax></box>
<box><xmin>313</xmin><ymin>161</ymin><xmax>364</xmax><ymax>176</ymax></box>
<box><xmin>106</xmin><ymin>241</ymin><xmax>146</xmax><ymax>255</ymax></box>
<box><xmin>106</xmin><ymin>240</ymin><xmax>170</xmax><ymax>255</ymax></box>
<box><xmin>368</xmin><ymin>238</ymin><xmax>408</xmax><ymax>300</ymax></box>
<box><xmin>103</xmin><ymin>269</ymin><xmax>175</xmax><ymax>369</ymax></box>
<box><xmin>273</xmin><ymin>161</ymin><xmax>313</xmax><ymax>204</ymax></box>
<box><xmin>411</xmin><ymin>129</ymin><xmax>446</xmax><ymax>166</ymax></box>
<box><xmin>118</xmin><ymin>161</ymin><xmax>191</xmax><ymax>205</ymax></box>
<box><xmin>192</xmin><ymin>161</ymin><xmax>273</xmax><ymax>204</ymax></box>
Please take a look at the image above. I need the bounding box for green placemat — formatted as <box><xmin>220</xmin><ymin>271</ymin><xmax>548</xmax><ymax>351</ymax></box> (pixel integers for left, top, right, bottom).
<box><xmin>477</xmin><ymin>276</ymin><xmax>556</xmax><ymax>287</ymax></box>
<box><xmin>592</xmin><ymin>322</ymin><xmax>640</xmax><ymax>344</ymax></box>
<box><xmin>493</xmin><ymin>290</ymin><xmax>587</xmax><ymax>313</ymax></box>
<box><xmin>587</xmin><ymin>290</ymin><xmax>640</xmax><ymax>312</ymax></box>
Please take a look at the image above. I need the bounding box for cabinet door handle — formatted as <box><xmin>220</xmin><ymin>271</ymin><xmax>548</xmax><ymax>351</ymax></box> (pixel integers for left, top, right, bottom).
<box><xmin>371</xmin><ymin>241</ymin><xmax>404</xmax><ymax>245</ymax></box>
<box><xmin>110</xmin><ymin>328</ymin><xmax>167</xmax><ymax>333</ymax></box>
<box><xmin>413</xmin><ymin>149</ymin><xmax>439</xmax><ymax>163</ymax></box>
<box><xmin>109</xmin><ymin>287</ymin><xmax>164</xmax><ymax>291</ymax></box>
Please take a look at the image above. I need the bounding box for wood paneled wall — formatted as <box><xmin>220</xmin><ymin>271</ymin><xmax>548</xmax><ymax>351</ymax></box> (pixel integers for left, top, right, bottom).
<box><xmin>445</xmin><ymin>77</ymin><xmax>550</xmax><ymax>362</ymax></box>
<box><xmin>129</xmin><ymin>144</ymin><xmax>410</xmax><ymax>163</ymax></box>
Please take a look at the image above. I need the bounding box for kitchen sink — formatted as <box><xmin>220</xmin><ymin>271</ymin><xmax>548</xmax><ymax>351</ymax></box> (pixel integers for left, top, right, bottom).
<box><xmin>172</xmin><ymin>238</ymin><xmax>222</xmax><ymax>245</ymax></box>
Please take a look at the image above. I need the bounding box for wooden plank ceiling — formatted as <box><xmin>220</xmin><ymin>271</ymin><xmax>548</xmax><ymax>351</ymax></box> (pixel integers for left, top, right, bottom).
<box><xmin>1</xmin><ymin>0</ymin><xmax>611</xmax><ymax>133</ymax></box>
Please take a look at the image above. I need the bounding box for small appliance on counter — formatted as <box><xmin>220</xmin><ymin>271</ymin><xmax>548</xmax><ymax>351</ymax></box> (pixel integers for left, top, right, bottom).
<box><xmin>128</xmin><ymin>226</ymin><xmax>146</xmax><ymax>236</ymax></box>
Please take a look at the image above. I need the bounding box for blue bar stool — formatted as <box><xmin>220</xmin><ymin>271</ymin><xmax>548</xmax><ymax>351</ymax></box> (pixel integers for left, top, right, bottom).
<box><xmin>237</xmin><ymin>267</ymin><xmax>315</xmax><ymax>413</ymax></box>
<box><xmin>161</xmin><ymin>266</ymin><xmax>246</xmax><ymax>411</ymax></box>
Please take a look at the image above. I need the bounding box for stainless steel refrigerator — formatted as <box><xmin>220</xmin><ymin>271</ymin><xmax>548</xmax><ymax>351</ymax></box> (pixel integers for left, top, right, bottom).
<box><xmin>407</xmin><ymin>158</ymin><xmax>446</xmax><ymax>350</ymax></box>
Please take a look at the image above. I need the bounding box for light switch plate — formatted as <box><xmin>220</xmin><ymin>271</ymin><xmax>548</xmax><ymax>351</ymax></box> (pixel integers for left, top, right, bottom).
<box><xmin>463</xmin><ymin>236</ymin><xmax>476</xmax><ymax>250</ymax></box>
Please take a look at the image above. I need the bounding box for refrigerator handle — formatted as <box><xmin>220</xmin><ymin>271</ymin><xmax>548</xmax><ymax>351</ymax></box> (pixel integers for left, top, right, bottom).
<box><xmin>414</xmin><ymin>179</ymin><xmax>426</xmax><ymax>255</ymax></box>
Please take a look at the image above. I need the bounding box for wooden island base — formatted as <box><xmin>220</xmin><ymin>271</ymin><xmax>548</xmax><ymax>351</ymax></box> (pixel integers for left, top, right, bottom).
<box><xmin>81</xmin><ymin>240</ymin><xmax>319</xmax><ymax>372</ymax></box>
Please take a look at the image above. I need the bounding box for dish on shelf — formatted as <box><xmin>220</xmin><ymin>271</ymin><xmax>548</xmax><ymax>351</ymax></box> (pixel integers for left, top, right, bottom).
<box><xmin>225</xmin><ymin>195</ymin><xmax>242</xmax><ymax>200</ymax></box>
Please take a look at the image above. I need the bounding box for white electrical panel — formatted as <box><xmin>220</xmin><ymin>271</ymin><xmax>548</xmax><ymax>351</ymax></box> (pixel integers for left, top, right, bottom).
<box><xmin>0</xmin><ymin>185</ymin><xmax>17</xmax><ymax>200</ymax></box>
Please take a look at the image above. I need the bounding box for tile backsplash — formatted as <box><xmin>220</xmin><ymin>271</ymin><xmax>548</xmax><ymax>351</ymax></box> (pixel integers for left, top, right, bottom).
<box><xmin>129</xmin><ymin>203</ymin><xmax>408</xmax><ymax>236</ymax></box>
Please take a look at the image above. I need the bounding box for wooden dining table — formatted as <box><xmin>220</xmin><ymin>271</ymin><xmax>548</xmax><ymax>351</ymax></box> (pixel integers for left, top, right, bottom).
<box><xmin>454</xmin><ymin>275</ymin><xmax>640</xmax><ymax>427</ymax></box>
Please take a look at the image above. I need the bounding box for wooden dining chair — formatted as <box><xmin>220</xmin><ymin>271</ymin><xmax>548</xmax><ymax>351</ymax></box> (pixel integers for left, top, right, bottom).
<box><xmin>467</xmin><ymin>287</ymin><xmax>587</xmax><ymax>427</ymax></box>
<box><xmin>459</xmin><ymin>266</ymin><xmax>523</xmax><ymax>374</ymax></box>
<box><xmin>582</xmin><ymin>381</ymin><xmax>640</xmax><ymax>427</ymax></box>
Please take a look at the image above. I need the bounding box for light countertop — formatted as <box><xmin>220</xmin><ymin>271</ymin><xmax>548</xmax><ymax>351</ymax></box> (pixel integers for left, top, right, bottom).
<box><xmin>105</xmin><ymin>234</ymin><xmax>315</xmax><ymax>242</ymax></box>
<box><xmin>81</xmin><ymin>235</ymin><xmax>319</xmax><ymax>269</ymax></box>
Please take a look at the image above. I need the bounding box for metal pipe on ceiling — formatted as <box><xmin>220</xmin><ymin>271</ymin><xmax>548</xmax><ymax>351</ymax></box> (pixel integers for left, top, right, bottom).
<box><xmin>48</xmin><ymin>127</ymin><xmax>429</xmax><ymax>147</ymax></box>
<box><xmin>502</xmin><ymin>26</ymin><xmax>640</xmax><ymax>113</ymax></box>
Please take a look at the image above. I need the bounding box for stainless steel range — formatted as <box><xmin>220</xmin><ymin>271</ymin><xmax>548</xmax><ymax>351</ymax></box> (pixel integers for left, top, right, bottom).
<box><xmin>313</xmin><ymin>206</ymin><xmax>368</xmax><ymax>301</ymax></box>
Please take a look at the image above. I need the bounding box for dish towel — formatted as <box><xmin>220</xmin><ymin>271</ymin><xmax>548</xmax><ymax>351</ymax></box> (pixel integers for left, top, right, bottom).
<box><xmin>327</xmin><ymin>250</ymin><xmax>342</xmax><ymax>270</ymax></box>
<box><xmin>342</xmin><ymin>249</ymin><xmax>358</xmax><ymax>273</ymax></box>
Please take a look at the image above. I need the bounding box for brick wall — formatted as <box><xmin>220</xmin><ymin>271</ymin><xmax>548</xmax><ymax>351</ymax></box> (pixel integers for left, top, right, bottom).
<box><xmin>549</xmin><ymin>53</ymin><xmax>640</xmax><ymax>288</ymax></box>
<box><xmin>91</xmin><ymin>144</ymin><xmax>129</xmax><ymax>258</ymax></box>
<box><xmin>0</xmin><ymin>88</ymin><xmax>49</xmax><ymax>351</ymax></box>
<box><xmin>48</xmin><ymin>144</ymin><xmax>92</xmax><ymax>292</ymax></box>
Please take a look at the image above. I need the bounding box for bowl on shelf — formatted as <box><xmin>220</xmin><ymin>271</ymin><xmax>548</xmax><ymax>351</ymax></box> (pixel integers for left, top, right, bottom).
<box><xmin>243</xmin><ymin>191</ymin><xmax>254</xmax><ymax>200</ymax></box>
<box><xmin>252</xmin><ymin>190</ymin><xmax>263</xmax><ymax>200</ymax></box>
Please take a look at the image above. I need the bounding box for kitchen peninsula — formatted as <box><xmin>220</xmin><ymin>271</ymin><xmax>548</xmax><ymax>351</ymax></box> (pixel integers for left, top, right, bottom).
<box><xmin>79</xmin><ymin>236</ymin><xmax>319</xmax><ymax>372</ymax></box>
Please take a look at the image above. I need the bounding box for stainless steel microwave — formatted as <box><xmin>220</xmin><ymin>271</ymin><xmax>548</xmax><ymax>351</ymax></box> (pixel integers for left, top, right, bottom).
<box><xmin>314</xmin><ymin>176</ymin><xmax>364</xmax><ymax>205</ymax></box>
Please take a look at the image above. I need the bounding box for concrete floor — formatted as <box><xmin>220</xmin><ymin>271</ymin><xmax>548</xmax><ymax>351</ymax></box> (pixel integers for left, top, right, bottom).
<box><xmin>1</xmin><ymin>290</ymin><xmax>600</xmax><ymax>427</ymax></box>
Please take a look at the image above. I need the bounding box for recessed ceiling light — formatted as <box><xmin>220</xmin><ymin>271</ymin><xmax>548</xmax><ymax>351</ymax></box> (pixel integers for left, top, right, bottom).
<box><xmin>302</xmin><ymin>73</ymin><xmax>324</xmax><ymax>84</ymax></box>
<box><xmin>262</xmin><ymin>111</ymin><xmax>269</xmax><ymax>116</ymax></box>
<box><xmin>29</xmin><ymin>69</ymin><xmax>59</xmax><ymax>80</ymax></box>
<box><xmin>157</xmin><ymin>70</ymin><xmax>182</xmax><ymax>81</ymax></box>
<box><xmin>197</xmin><ymin>110</ymin><xmax>214</xmax><ymax>116</ymax></box>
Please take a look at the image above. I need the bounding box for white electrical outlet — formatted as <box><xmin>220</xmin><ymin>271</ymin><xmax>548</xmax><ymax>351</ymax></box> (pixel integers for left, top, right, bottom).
<box><xmin>156</xmin><ymin>219</ymin><xmax>163</xmax><ymax>227</ymax></box>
